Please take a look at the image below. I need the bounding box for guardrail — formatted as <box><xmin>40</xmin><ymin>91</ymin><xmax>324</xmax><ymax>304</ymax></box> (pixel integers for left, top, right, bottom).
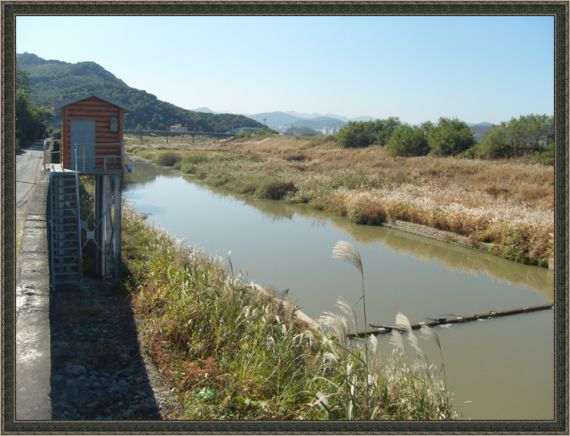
<box><xmin>44</xmin><ymin>141</ymin><xmax>125</xmax><ymax>174</ymax></box>
<box><xmin>73</xmin><ymin>142</ymin><xmax>124</xmax><ymax>174</ymax></box>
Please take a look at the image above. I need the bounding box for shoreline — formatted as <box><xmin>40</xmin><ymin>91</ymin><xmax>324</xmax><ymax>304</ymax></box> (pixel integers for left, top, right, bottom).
<box><xmin>125</xmin><ymin>152</ymin><xmax>553</xmax><ymax>270</ymax></box>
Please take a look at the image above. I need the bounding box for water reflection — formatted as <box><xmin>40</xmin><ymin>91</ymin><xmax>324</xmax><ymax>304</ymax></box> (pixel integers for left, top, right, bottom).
<box><xmin>125</xmin><ymin>156</ymin><xmax>553</xmax><ymax>301</ymax></box>
<box><xmin>123</xmin><ymin>156</ymin><xmax>554</xmax><ymax>420</ymax></box>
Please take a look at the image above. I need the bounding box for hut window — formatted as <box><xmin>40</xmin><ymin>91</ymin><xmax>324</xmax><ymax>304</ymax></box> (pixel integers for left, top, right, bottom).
<box><xmin>109</xmin><ymin>117</ymin><xmax>118</xmax><ymax>132</ymax></box>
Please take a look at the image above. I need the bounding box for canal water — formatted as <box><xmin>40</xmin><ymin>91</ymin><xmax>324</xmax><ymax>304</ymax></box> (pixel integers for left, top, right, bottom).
<box><xmin>123</xmin><ymin>158</ymin><xmax>554</xmax><ymax>420</ymax></box>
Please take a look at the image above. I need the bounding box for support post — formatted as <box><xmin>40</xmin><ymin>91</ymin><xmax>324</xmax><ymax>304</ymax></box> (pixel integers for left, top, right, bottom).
<box><xmin>104</xmin><ymin>175</ymin><xmax>113</xmax><ymax>277</ymax></box>
<box><xmin>95</xmin><ymin>175</ymin><xmax>102</xmax><ymax>275</ymax></box>
<box><xmin>113</xmin><ymin>174</ymin><xmax>121</xmax><ymax>280</ymax></box>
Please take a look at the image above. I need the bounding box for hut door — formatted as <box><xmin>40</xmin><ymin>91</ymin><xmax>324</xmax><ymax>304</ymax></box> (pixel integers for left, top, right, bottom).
<box><xmin>70</xmin><ymin>119</ymin><xmax>96</xmax><ymax>171</ymax></box>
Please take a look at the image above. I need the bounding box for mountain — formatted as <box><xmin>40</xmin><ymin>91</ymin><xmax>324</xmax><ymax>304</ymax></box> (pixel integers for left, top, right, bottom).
<box><xmin>16</xmin><ymin>53</ymin><xmax>263</xmax><ymax>132</ymax></box>
<box><xmin>291</xmin><ymin>116</ymin><xmax>346</xmax><ymax>130</ymax></box>
<box><xmin>194</xmin><ymin>107</ymin><xmax>216</xmax><ymax>113</ymax></box>
<box><xmin>283</xmin><ymin>111</ymin><xmax>349</xmax><ymax>121</ymax></box>
<box><xmin>248</xmin><ymin>112</ymin><xmax>305</xmax><ymax>129</ymax></box>
<box><xmin>247</xmin><ymin>111</ymin><xmax>348</xmax><ymax>133</ymax></box>
<box><xmin>468</xmin><ymin>122</ymin><xmax>495</xmax><ymax>140</ymax></box>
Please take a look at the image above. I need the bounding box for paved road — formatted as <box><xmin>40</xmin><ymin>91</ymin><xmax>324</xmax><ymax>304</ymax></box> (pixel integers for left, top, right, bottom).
<box><xmin>16</xmin><ymin>141</ymin><xmax>45</xmax><ymax>252</ymax></box>
<box><xmin>15</xmin><ymin>140</ymin><xmax>52</xmax><ymax>420</ymax></box>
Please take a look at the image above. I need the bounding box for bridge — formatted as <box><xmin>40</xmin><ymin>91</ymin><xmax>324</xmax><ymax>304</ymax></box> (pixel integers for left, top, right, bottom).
<box><xmin>124</xmin><ymin>129</ymin><xmax>236</xmax><ymax>143</ymax></box>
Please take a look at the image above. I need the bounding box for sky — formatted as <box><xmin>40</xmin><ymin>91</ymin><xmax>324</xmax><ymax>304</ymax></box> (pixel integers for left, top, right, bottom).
<box><xmin>16</xmin><ymin>16</ymin><xmax>553</xmax><ymax>124</ymax></box>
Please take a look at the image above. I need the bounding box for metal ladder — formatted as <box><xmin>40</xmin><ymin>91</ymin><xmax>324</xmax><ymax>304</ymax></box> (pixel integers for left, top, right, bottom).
<box><xmin>48</xmin><ymin>171</ymin><xmax>82</xmax><ymax>290</ymax></box>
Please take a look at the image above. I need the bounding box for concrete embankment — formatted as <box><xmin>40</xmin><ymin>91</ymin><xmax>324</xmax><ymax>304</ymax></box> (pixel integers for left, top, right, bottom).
<box><xmin>16</xmin><ymin>171</ymin><xmax>51</xmax><ymax>420</ymax></box>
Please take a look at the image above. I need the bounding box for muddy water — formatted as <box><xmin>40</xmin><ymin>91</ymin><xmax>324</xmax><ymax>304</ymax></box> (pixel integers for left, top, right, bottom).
<box><xmin>123</xmin><ymin>158</ymin><xmax>554</xmax><ymax>420</ymax></box>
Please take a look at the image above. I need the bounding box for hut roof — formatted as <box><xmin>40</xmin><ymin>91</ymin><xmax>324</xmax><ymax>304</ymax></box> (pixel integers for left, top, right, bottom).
<box><xmin>56</xmin><ymin>94</ymin><xmax>129</xmax><ymax>111</ymax></box>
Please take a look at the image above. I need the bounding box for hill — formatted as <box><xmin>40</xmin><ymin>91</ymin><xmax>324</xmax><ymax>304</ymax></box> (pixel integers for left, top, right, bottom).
<box><xmin>291</xmin><ymin>116</ymin><xmax>346</xmax><ymax>130</ymax></box>
<box><xmin>468</xmin><ymin>122</ymin><xmax>494</xmax><ymax>140</ymax></box>
<box><xmin>247</xmin><ymin>111</ymin><xmax>305</xmax><ymax>129</ymax></box>
<box><xmin>248</xmin><ymin>111</ymin><xmax>348</xmax><ymax>132</ymax></box>
<box><xmin>16</xmin><ymin>53</ymin><xmax>263</xmax><ymax>132</ymax></box>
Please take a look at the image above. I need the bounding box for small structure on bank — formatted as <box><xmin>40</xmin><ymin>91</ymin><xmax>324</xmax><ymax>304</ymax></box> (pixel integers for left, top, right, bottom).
<box><xmin>47</xmin><ymin>94</ymin><xmax>128</xmax><ymax>289</ymax></box>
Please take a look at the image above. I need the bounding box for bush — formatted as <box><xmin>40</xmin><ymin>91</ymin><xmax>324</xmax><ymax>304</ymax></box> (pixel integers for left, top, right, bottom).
<box><xmin>336</xmin><ymin>118</ymin><xmax>401</xmax><ymax>149</ymax></box>
<box><xmin>155</xmin><ymin>151</ymin><xmax>181</xmax><ymax>167</ymax></box>
<box><xmin>257</xmin><ymin>181</ymin><xmax>298</xmax><ymax>200</ymax></box>
<box><xmin>336</xmin><ymin>122</ymin><xmax>376</xmax><ymax>148</ymax></box>
<box><xmin>427</xmin><ymin>117</ymin><xmax>475</xmax><ymax>156</ymax></box>
<box><xmin>346</xmin><ymin>195</ymin><xmax>387</xmax><ymax>225</ymax></box>
<box><xmin>506</xmin><ymin>114</ymin><xmax>553</xmax><ymax>154</ymax></box>
<box><xmin>475</xmin><ymin>125</ymin><xmax>512</xmax><ymax>159</ymax></box>
<box><xmin>537</xmin><ymin>141</ymin><xmax>555</xmax><ymax>165</ymax></box>
<box><xmin>386</xmin><ymin>124</ymin><xmax>429</xmax><ymax>156</ymax></box>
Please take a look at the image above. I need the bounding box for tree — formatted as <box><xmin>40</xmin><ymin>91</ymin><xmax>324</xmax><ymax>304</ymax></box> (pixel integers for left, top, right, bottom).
<box><xmin>475</xmin><ymin>125</ymin><xmax>511</xmax><ymax>159</ymax></box>
<box><xmin>506</xmin><ymin>114</ymin><xmax>553</xmax><ymax>154</ymax></box>
<box><xmin>16</xmin><ymin>69</ymin><xmax>52</xmax><ymax>147</ymax></box>
<box><xmin>371</xmin><ymin>117</ymin><xmax>401</xmax><ymax>145</ymax></box>
<box><xmin>336</xmin><ymin>118</ymin><xmax>401</xmax><ymax>149</ymax></box>
<box><xmin>475</xmin><ymin>114</ymin><xmax>553</xmax><ymax>159</ymax></box>
<box><xmin>427</xmin><ymin>117</ymin><xmax>475</xmax><ymax>156</ymax></box>
<box><xmin>385</xmin><ymin>124</ymin><xmax>429</xmax><ymax>156</ymax></box>
<box><xmin>336</xmin><ymin>121</ymin><xmax>376</xmax><ymax>148</ymax></box>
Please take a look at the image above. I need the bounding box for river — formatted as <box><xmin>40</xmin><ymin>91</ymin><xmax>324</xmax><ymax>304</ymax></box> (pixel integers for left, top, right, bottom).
<box><xmin>123</xmin><ymin>157</ymin><xmax>554</xmax><ymax>420</ymax></box>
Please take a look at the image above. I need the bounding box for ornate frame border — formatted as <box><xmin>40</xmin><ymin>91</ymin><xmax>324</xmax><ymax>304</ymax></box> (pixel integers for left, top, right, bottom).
<box><xmin>1</xmin><ymin>2</ymin><xmax>568</xmax><ymax>433</ymax></box>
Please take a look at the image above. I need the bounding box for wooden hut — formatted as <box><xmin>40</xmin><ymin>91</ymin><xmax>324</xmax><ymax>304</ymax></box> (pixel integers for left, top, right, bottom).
<box><xmin>58</xmin><ymin>95</ymin><xmax>128</xmax><ymax>173</ymax></box>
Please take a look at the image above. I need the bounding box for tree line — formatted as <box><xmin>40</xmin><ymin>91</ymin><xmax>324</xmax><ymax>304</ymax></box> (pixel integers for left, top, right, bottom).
<box><xmin>16</xmin><ymin>70</ymin><xmax>52</xmax><ymax>147</ymax></box>
<box><xmin>336</xmin><ymin>115</ymin><xmax>554</xmax><ymax>163</ymax></box>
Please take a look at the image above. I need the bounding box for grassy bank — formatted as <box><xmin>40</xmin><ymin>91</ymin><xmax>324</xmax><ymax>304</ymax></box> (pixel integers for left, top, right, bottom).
<box><xmin>125</xmin><ymin>134</ymin><xmax>554</xmax><ymax>267</ymax></box>
<box><xmin>120</xmin><ymin>206</ymin><xmax>454</xmax><ymax>420</ymax></box>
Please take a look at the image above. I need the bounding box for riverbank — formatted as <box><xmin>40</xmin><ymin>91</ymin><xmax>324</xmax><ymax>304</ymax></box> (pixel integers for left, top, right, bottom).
<box><xmin>120</xmin><ymin>205</ymin><xmax>454</xmax><ymax>420</ymax></box>
<box><xmin>125</xmin><ymin>134</ymin><xmax>553</xmax><ymax>267</ymax></box>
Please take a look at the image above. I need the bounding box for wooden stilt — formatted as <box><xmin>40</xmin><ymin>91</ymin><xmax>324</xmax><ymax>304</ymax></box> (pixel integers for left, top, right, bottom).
<box><xmin>113</xmin><ymin>174</ymin><xmax>121</xmax><ymax>280</ymax></box>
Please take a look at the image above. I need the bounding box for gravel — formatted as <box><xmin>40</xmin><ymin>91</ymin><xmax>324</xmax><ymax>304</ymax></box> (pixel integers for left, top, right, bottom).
<box><xmin>49</xmin><ymin>278</ymin><xmax>179</xmax><ymax>420</ymax></box>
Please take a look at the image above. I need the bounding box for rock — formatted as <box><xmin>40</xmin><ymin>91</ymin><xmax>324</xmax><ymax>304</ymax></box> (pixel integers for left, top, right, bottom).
<box><xmin>65</xmin><ymin>363</ymin><xmax>86</xmax><ymax>376</ymax></box>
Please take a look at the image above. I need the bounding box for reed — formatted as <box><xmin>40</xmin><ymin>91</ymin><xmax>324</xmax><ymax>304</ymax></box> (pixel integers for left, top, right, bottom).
<box><xmin>126</xmin><ymin>134</ymin><xmax>553</xmax><ymax>267</ymax></box>
<box><xmin>120</xmin><ymin>208</ymin><xmax>453</xmax><ymax>420</ymax></box>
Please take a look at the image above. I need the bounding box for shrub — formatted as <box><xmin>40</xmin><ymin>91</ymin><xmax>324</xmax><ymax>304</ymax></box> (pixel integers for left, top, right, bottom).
<box><xmin>475</xmin><ymin>125</ymin><xmax>512</xmax><ymax>159</ymax></box>
<box><xmin>537</xmin><ymin>141</ymin><xmax>555</xmax><ymax>165</ymax></box>
<box><xmin>346</xmin><ymin>195</ymin><xmax>387</xmax><ymax>225</ymax></box>
<box><xmin>386</xmin><ymin>124</ymin><xmax>429</xmax><ymax>156</ymax></box>
<box><xmin>155</xmin><ymin>151</ymin><xmax>181</xmax><ymax>167</ymax></box>
<box><xmin>427</xmin><ymin>118</ymin><xmax>475</xmax><ymax>156</ymax></box>
<box><xmin>336</xmin><ymin>122</ymin><xmax>376</xmax><ymax>148</ymax></box>
<box><xmin>183</xmin><ymin>152</ymin><xmax>209</xmax><ymax>164</ymax></box>
<box><xmin>257</xmin><ymin>181</ymin><xmax>298</xmax><ymax>200</ymax></box>
<box><xmin>336</xmin><ymin>118</ymin><xmax>401</xmax><ymax>148</ymax></box>
<box><xmin>180</xmin><ymin>161</ymin><xmax>196</xmax><ymax>174</ymax></box>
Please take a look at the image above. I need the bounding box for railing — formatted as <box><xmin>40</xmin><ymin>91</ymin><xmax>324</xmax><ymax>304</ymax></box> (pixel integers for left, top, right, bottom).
<box><xmin>43</xmin><ymin>138</ymin><xmax>59</xmax><ymax>171</ymax></box>
<box><xmin>47</xmin><ymin>173</ymin><xmax>55</xmax><ymax>290</ymax></box>
<box><xmin>73</xmin><ymin>142</ymin><xmax>124</xmax><ymax>174</ymax></box>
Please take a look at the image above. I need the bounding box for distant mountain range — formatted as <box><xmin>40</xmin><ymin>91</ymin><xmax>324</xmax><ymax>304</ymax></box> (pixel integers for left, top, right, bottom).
<box><xmin>247</xmin><ymin>111</ymin><xmax>349</xmax><ymax>133</ymax></box>
<box><xmin>17</xmin><ymin>53</ymin><xmax>495</xmax><ymax>138</ymax></box>
<box><xmin>247</xmin><ymin>111</ymin><xmax>494</xmax><ymax>137</ymax></box>
<box><xmin>16</xmin><ymin>53</ymin><xmax>263</xmax><ymax>132</ymax></box>
<box><xmin>468</xmin><ymin>122</ymin><xmax>494</xmax><ymax>140</ymax></box>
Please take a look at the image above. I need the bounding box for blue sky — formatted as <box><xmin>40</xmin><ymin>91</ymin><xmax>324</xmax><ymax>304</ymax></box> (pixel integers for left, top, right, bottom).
<box><xmin>16</xmin><ymin>16</ymin><xmax>553</xmax><ymax>123</ymax></box>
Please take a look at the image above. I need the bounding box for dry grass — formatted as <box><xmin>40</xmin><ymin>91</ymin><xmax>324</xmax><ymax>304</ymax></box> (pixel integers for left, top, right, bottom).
<box><xmin>125</xmin><ymin>134</ymin><xmax>554</xmax><ymax>266</ymax></box>
<box><xmin>121</xmin><ymin>206</ymin><xmax>454</xmax><ymax>420</ymax></box>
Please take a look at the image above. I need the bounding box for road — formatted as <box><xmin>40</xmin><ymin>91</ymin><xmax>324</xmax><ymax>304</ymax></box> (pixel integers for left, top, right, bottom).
<box><xmin>16</xmin><ymin>140</ymin><xmax>45</xmax><ymax>253</ymax></box>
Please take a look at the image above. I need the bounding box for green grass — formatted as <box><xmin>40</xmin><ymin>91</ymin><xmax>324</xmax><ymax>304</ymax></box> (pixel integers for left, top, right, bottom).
<box><xmin>120</xmin><ymin>206</ymin><xmax>454</xmax><ymax>420</ymax></box>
